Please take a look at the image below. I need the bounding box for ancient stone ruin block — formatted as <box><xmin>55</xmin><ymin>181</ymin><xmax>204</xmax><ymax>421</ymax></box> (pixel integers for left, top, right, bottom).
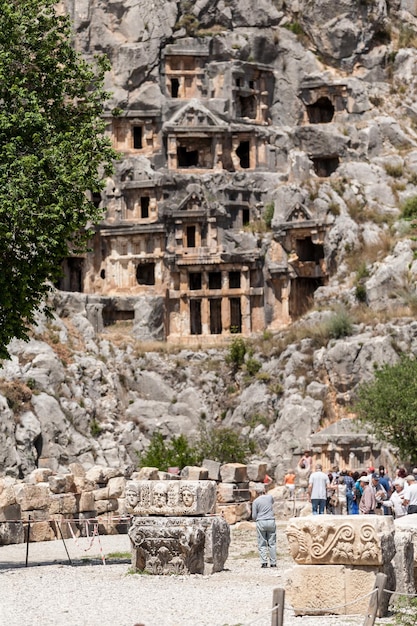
<box><xmin>395</xmin><ymin>514</ymin><xmax>417</xmax><ymax>591</ymax></box>
<box><xmin>128</xmin><ymin>515</ymin><xmax>230</xmax><ymax>575</ymax></box>
<box><xmin>202</xmin><ymin>459</ymin><xmax>221</xmax><ymax>481</ymax></box>
<box><xmin>287</xmin><ymin>564</ymin><xmax>382</xmax><ymax>616</ymax></box>
<box><xmin>220</xmin><ymin>463</ymin><xmax>249</xmax><ymax>484</ymax></box>
<box><xmin>215</xmin><ymin>502</ymin><xmax>251</xmax><ymax>525</ymax></box>
<box><xmin>286</xmin><ymin>514</ymin><xmax>395</xmax><ymax>565</ymax></box>
<box><xmin>246</xmin><ymin>462</ymin><xmax>267</xmax><ymax>482</ymax></box>
<box><xmin>285</xmin><ymin>515</ymin><xmax>395</xmax><ymax>616</ymax></box>
<box><xmin>49</xmin><ymin>493</ymin><xmax>77</xmax><ymax>515</ymax></box>
<box><xmin>14</xmin><ymin>484</ymin><xmax>50</xmax><ymax>511</ymax></box>
<box><xmin>125</xmin><ymin>480</ymin><xmax>216</xmax><ymax>516</ymax></box>
<box><xmin>180</xmin><ymin>466</ymin><xmax>209</xmax><ymax>480</ymax></box>
<box><xmin>48</xmin><ymin>474</ymin><xmax>75</xmax><ymax>494</ymax></box>
<box><xmin>0</xmin><ymin>519</ymin><xmax>24</xmax><ymax>545</ymax></box>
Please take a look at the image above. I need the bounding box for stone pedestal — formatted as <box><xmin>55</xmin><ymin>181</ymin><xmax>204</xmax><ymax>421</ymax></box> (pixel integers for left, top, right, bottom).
<box><xmin>128</xmin><ymin>515</ymin><xmax>230</xmax><ymax>575</ymax></box>
<box><xmin>394</xmin><ymin>514</ymin><xmax>417</xmax><ymax>592</ymax></box>
<box><xmin>285</xmin><ymin>515</ymin><xmax>395</xmax><ymax>616</ymax></box>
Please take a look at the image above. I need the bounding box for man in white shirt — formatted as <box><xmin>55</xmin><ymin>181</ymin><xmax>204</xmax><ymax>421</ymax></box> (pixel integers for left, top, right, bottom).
<box><xmin>403</xmin><ymin>475</ymin><xmax>417</xmax><ymax>514</ymax></box>
<box><xmin>308</xmin><ymin>463</ymin><xmax>330</xmax><ymax>515</ymax></box>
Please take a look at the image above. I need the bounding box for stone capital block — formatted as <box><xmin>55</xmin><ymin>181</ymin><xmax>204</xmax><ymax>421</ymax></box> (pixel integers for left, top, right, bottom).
<box><xmin>128</xmin><ymin>515</ymin><xmax>230</xmax><ymax>575</ymax></box>
<box><xmin>286</xmin><ymin>514</ymin><xmax>395</xmax><ymax>566</ymax></box>
<box><xmin>220</xmin><ymin>463</ymin><xmax>249</xmax><ymax>483</ymax></box>
<box><xmin>125</xmin><ymin>480</ymin><xmax>216</xmax><ymax>516</ymax></box>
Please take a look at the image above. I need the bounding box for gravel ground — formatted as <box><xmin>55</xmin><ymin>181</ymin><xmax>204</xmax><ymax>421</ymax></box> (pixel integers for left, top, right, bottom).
<box><xmin>0</xmin><ymin>522</ymin><xmax>392</xmax><ymax>626</ymax></box>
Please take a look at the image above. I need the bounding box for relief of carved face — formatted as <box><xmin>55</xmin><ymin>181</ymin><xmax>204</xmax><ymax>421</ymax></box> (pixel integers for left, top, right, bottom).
<box><xmin>181</xmin><ymin>488</ymin><xmax>194</xmax><ymax>507</ymax></box>
<box><xmin>153</xmin><ymin>483</ymin><xmax>168</xmax><ymax>507</ymax></box>
<box><xmin>286</xmin><ymin>532</ymin><xmax>300</xmax><ymax>559</ymax></box>
<box><xmin>126</xmin><ymin>486</ymin><xmax>139</xmax><ymax>508</ymax></box>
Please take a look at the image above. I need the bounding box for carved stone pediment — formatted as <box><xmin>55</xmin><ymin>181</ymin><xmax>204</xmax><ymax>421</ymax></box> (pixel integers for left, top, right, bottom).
<box><xmin>285</xmin><ymin>203</ymin><xmax>312</xmax><ymax>223</ymax></box>
<box><xmin>285</xmin><ymin>515</ymin><xmax>395</xmax><ymax>566</ymax></box>
<box><xmin>165</xmin><ymin>99</ymin><xmax>227</xmax><ymax>131</ymax></box>
<box><xmin>125</xmin><ymin>479</ymin><xmax>217</xmax><ymax>516</ymax></box>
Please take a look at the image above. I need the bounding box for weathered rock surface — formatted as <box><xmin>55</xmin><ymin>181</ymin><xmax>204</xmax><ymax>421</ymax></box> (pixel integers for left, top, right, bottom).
<box><xmin>4</xmin><ymin>0</ymin><xmax>417</xmax><ymax>478</ymax></box>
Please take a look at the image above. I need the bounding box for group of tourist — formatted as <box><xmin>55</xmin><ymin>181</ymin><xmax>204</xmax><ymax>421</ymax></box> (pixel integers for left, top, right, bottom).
<box><xmin>252</xmin><ymin>457</ymin><xmax>417</xmax><ymax>568</ymax></box>
<box><xmin>304</xmin><ymin>461</ymin><xmax>417</xmax><ymax>516</ymax></box>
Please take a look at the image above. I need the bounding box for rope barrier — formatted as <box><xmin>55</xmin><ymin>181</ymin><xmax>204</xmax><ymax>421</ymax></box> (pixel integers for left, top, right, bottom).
<box><xmin>0</xmin><ymin>515</ymin><xmax>132</xmax><ymax>524</ymax></box>
<box><xmin>67</xmin><ymin>520</ymin><xmax>99</xmax><ymax>553</ymax></box>
<box><xmin>383</xmin><ymin>588</ymin><xmax>417</xmax><ymax>598</ymax></box>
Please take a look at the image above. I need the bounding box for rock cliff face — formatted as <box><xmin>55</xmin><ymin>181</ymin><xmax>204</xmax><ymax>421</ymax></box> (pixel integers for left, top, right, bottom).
<box><xmin>3</xmin><ymin>0</ymin><xmax>417</xmax><ymax>477</ymax></box>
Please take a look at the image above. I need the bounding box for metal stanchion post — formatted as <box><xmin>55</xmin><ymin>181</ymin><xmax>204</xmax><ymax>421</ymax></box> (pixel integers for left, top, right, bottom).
<box><xmin>25</xmin><ymin>515</ymin><xmax>31</xmax><ymax>567</ymax></box>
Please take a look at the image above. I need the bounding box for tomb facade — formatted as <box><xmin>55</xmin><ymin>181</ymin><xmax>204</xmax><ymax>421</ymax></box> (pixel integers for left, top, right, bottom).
<box><xmin>56</xmin><ymin>40</ymin><xmax>342</xmax><ymax>342</ymax></box>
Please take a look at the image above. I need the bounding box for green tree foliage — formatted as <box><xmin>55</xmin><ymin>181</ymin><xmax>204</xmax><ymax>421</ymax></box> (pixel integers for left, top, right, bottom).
<box><xmin>226</xmin><ymin>337</ymin><xmax>247</xmax><ymax>368</ymax></box>
<box><xmin>0</xmin><ymin>0</ymin><xmax>116</xmax><ymax>359</ymax></box>
<box><xmin>354</xmin><ymin>355</ymin><xmax>417</xmax><ymax>459</ymax></box>
<box><xmin>195</xmin><ymin>425</ymin><xmax>255</xmax><ymax>464</ymax></box>
<box><xmin>138</xmin><ymin>426</ymin><xmax>255</xmax><ymax>471</ymax></box>
<box><xmin>138</xmin><ymin>433</ymin><xmax>198</xmax><ymax>471</ymax></box>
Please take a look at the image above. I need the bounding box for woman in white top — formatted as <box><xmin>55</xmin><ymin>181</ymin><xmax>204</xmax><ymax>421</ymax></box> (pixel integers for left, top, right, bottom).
<box><xmin>381</xmin><ymin>478</ymin><xmax>407</xmax><ymax>518</ymax></box>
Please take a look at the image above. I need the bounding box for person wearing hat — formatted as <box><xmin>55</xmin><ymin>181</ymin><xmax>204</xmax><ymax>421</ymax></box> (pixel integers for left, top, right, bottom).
<box><xmin>403</xmin><ymin>474</ymin><xmax>417</xmax><ymax>514</ymax></box>
<box><xmin>359</xmin><ymin>475</ymin><xmax>376</xmax><ymax>514</ymax></box>
<box><xmin>381</xmin><ymin>478</ymin><xmax>407</xmax><ymax>518</ymax></box>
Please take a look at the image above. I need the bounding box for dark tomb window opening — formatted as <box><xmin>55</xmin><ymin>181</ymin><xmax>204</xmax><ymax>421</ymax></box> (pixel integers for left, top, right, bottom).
<box><xmin>208</xmin><ymin>271</ymin><xmax>222</xmax><ymax>290</ymax></box>
<box><xmin>100</xmin><ymin>269</ymin><xmax>106</xmax><ymax>280</ymax></box>
<box><xmin>171</xmin><ymin>78</ymin><xmax>180</xmax><ymax>98</ymax></box>
<box><xmin>136</xmin><ymin>262</ymin><xmax>155</xmax><ymax>285</ymax></box>
<box><xmin>236</xmin><ymin>141</ymin><xmax>250</xmax><ymax>169</ymax></box>
<box><xmin>236</xmin><ymin>78</ymin><xmax>242</xmax><ymax>87</ymax></box>
<box><xmin>186</xmin><ymin>225</ymin><xmax>196</xmax><ymax>248</ymax></box>
<box><xmin>242</xmin><ymin>208</ymin><xmax>250</xmax><ymax>226</ymax></box>
<box><xmin>92</xmin><ymin>192</ymin><xmax>101</xmax><ymax>209</ymax></box>
<box><xmin>177</xmin><ymin>146</ymin><xmax>199</xmax><ymax>167</ymax></box>
<box><xmin>229</xmin><ymin>271</ymin><xmax>241</xmax><ymax>289</ymax></box>
<box><xmin>68</xmin><ymin>258</ymin><xmax>84</xmax><ymax>292</ymax></box>
<box><xmin>238</xmin><ymin>95</ymin><xmax>257</xmax><ymax>119</ymax></box>
<box><xmin>230</xmin><ymin>297</ymin><xmax>242</xmax><ymax>333</ymax></box>
<box><xmin>189</xmin><ymin>272</ymin><xmax>202</xmax><ymax>290</ymax></box>
<box><xmin>190</xmin><ymin>299</ymin><xmax>202</xmax><ymax>335</ymax></box>
<box><xmin>312</xmin><ymin>156</ymin><xmax>339</xmax><ymax>178</ymax></box>
<box><xmin>250</xmin><ymin>268</ymin><xmax>263</xmax><ymax>288</ymax></box>
<box><xmin>133</xmin><ymin>126</ymin><xmax>143</xmax><ymax>149</ymax></box>
<box><xmin>210</xmin><ymin>298</ymin><xmax>222</xmax><ymax>334</ymax></box>
<box><xmin>306</xmin><ymin>97</ymin><xmax>335</xmax><ymax>124</ymax></box>
<box><xmin>295</xmin><ymin>237</ymin><xmax>325</xmax><ymax>263</ymax></box>
<box><xmin>140</xmin><ymin>196</ymin><xmax>150</xmax><ymax>219</ymax></box>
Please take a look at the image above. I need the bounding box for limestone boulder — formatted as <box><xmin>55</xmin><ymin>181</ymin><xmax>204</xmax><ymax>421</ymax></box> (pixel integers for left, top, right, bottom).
<box><xmin>220</xmin><ymin>463</ymin><xmax>249</xmax><ymax>484</ymax></box>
